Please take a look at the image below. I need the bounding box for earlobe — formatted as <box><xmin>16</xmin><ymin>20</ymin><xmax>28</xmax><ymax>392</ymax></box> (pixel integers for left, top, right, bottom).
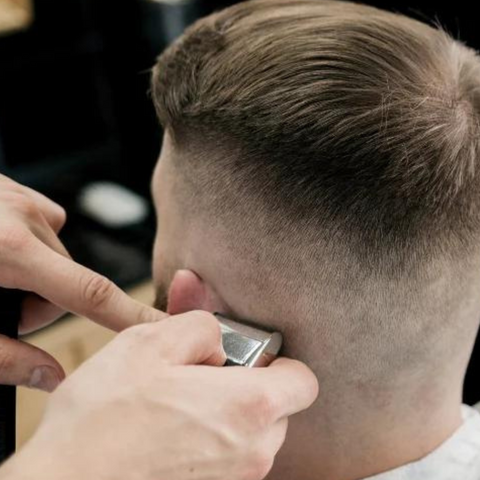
<box><xmin>167</xmin><ymin>270</ymin><xmax>209</xmax><ymax>315</ymax></box>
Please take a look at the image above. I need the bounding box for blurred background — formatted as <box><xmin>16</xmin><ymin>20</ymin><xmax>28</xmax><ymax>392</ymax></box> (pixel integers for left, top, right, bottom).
<box><xmin>0</xmin><ymin>0</ymin><xmax>479</xmax><ymax>441</ymax></box>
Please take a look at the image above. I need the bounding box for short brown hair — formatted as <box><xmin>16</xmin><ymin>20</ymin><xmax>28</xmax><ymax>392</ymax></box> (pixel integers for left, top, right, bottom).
<box><xmin>152</xmin><ymin>0</ymin><xmax>480</xmax><ymax>272</ymax></box>
<box><xmin>150</xmin><ymin>0</ymin><xmax>480</xmax><ymax>390</ymax></box>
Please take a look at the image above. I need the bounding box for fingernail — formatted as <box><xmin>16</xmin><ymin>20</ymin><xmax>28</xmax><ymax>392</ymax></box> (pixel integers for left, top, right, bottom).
<box><xmin>29</xmin><ymin>366</ymin><xmax>62</xmax><ymax>392</ymax></box>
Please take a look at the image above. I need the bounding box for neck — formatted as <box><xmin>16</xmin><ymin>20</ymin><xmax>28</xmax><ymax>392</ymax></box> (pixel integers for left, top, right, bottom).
<box><xmin>267</xmin><ymin>381</ymin><xmax>463</xmax><ymax>480</ymax></box>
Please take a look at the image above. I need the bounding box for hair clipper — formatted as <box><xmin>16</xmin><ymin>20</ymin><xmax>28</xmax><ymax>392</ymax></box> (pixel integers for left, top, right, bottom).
<box><xmin>215</xmin><ymin>313</ymin><xmax>282</xmax><ymax>367</ymax></box>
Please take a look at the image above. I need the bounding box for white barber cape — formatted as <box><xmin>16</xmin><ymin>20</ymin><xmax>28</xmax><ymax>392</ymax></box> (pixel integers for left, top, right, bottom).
<box><xmin>365</xmin><ymin>405</ymin><xmax>480</xmax><ymax>480</ymax></box>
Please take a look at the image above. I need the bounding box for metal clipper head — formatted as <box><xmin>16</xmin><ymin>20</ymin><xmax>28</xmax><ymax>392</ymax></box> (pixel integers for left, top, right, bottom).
<box><xmin>215</xmin><ymin>313</ymin><xmax>283</xmax><ymax>368</ymax></box>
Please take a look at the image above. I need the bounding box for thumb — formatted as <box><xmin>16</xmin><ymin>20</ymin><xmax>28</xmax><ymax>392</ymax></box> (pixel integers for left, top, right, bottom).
<box><xmin>0</xmin><ymin>336</ymin><xmax>65</xmax><ymax>392</ymax></box>
<box><xmin>138</xmin><ymin>311</ymin><xmax>227</xmax><ymax>366</ymax></box>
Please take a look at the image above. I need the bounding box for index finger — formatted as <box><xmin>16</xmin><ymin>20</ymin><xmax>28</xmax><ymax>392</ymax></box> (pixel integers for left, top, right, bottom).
<box><xmin>20</xmin><ymin>239</ymin><xmax>168</xmax><ymax>331</ymax></box>
<box><xmin>257</xmin><ymin>357</ymin><xmax>319</xmax><ymax>419</ymax></box>
<box><xmin>22</xmin><ymin>186</ymin><xmax>67</xmax><ymax>233</ymax></box>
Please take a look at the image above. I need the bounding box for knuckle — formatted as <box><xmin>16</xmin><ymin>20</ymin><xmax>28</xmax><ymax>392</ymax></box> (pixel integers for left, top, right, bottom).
<box><xmin>54</xmin><ymin>205</ymin><xmax>67</xmax><ymax>229</ymax></box>
<box><xmin>81</xmin><ymin>274</ymin><xmax>115</xmax><ymax>311</ymax></box>
<box><xmin>12</xmin><ymin>195</ymin><xmax>40</xmax><ymax>220</ymax></box>
<box><xmin>0</xmin><ymin>346</ymin><xmax>14</xmax><ymax>373</ymax></box>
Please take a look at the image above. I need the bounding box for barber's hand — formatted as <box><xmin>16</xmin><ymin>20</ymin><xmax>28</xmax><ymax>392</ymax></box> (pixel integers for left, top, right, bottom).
<box><xmin>2</xmin><ymin>312</ymin><xmax>319</xmax><ymax>480</ymax></box>
<box><xmin>0</xmin><ymin>174</ymin><xmax>167</xmax><ymax>391</ymax></box>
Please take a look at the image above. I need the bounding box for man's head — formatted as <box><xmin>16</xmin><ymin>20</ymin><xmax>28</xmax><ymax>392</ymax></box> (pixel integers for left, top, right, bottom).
<box><xmin>150</xmin><ymin>0</ymin><xmax>480</xmax><ymax>394</ymax></box>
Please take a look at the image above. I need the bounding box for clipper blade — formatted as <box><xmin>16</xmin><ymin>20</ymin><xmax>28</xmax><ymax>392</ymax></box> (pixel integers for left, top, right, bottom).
<box><xmin>215</xmin><ymin>313</ymin><xmax>282</xmax><ymax>368</ymax></box>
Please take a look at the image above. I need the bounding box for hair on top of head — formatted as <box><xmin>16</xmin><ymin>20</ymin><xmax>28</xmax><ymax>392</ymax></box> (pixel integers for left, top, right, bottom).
<box><xmin>151</xmin><ymin>0</ymin><xmax>480</xmax><ymax>272</ymax></box>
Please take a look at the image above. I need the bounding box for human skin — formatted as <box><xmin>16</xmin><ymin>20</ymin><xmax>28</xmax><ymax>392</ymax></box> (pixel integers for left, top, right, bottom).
<box><xmin>150</xmin><ymin>132</ymin><xmax>470</xmax><ymax>480</ymax></box>
<box><xmin>0</xmin><ymin>173</ymin><xmax>170</xmax><ymax>391</ymax></box>
<box><xmin>0</xmin><ymin>312</ymin><xmax>319</xmax><ymax>480</ymax></box>
<box><xmin>0</xmin><ymin>173</ymin><xmax>319</xmax><ymax>479</ymax></box>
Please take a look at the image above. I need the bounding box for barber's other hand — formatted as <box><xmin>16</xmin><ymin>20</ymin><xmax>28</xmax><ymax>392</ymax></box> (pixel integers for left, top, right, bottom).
<box><xmin>0</xmin><ymin>174</ymin><xmax>167</xmax><ymax>391</ymax></box>
<box><xmin>3</xmin><ymin>312</ymin><xmax>319</xmax><ymax>480</ymax></box>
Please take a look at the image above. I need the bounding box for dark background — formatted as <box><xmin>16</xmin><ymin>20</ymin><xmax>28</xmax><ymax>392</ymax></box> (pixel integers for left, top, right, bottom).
<box><xmin>0</xmin><ymin>0</ymin><xmax>478</xmax><ymax>404</ymax></box>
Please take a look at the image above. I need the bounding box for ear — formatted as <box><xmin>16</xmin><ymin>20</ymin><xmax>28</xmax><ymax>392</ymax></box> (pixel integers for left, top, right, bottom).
<box><xmin>167</xmin><ymin>269</ymin><xmax>221</xmax><ymax>315</ymax></box>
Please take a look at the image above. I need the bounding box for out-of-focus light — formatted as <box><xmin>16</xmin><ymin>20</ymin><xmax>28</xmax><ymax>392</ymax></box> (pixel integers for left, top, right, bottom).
<box><xmin>0</xmin><ymin>0</ymin><xmax>33</xmax><ymax>36</ymax></box>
